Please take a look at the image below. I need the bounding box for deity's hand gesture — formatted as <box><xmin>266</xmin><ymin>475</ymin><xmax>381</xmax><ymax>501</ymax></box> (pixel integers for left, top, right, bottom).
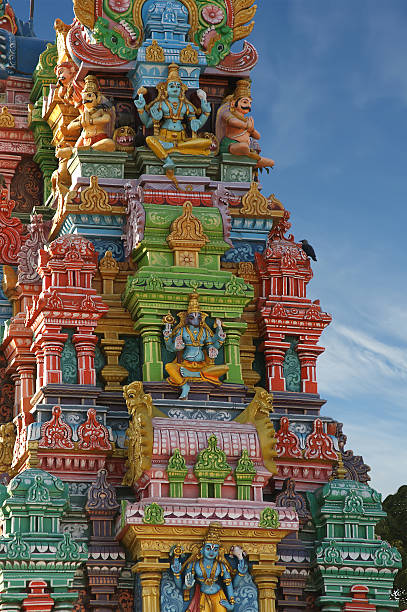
<box><xmin>150</xmin><ymin>104</ymin><xmax>163</xmax><ymax>121</ymax></box>
<box><xmin>190</xmin><ymin>118</ymin><xmax>200</xmax><ymax>134</ymax></box>
<box><xmin>247</xmin><ymin>116</ymin><xmax>254</xmax><ymax>134</ymax></box>
<box><xmin>134</xmin><ymin>93</ymin><xmax>146</xmax><ymax>110</ymax></box>
<box><xmin>208</xmin><ymin>346</ymin><xmax>218</xmax><ymax>359</ymax></box>
<box><xmin>175</xmin><ymin>334</ymin><xmax>185</xmax><ymax>350</ymax></box>
<box><xmin>171</xmin><ymin>557</ymin><xmax>182</xmax><ymax>575</ymax></box>
<box><xmin>215</xmin><ymin>318</ymin><xmax>226</xmax><ymax>340</ymax></box>
<box><xmin>163</xmin><ymin>323</ymin><xmax>172</xmax><ymax>339</ymax></box>
<box><xmin>220</xmin><ymin>600</ymin><xmax>234</xmax><ymax>611</ymax></box>
<box><xmin>184</xmin><ymin>570</ymin><xmax>195</xmax><ymax>589</ymax></box>
<box><xmin>237</xmin><ymin>557</ymin><xmax>248</xmax><ymax>574</ymax></box>
<box><xmin>197</xmin><ymin>89</ymin><xmax>211</xmax><ymax>114</ymax></box>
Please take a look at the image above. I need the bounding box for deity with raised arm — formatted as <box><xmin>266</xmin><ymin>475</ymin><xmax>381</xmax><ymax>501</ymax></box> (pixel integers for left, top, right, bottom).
<box><xmin>163</xmin><ymin>292</ymin><xmax>228</xmax><ymax>400</ymax></box>
<box><xmin>170</xmin><ymin>524</ymin><xmax>249</xmax><ymax>611</ymax></box>
<box><xmin>134</xmin><ymin>63</ymin><xmax>213</xmax><ymax>180</ymax></box>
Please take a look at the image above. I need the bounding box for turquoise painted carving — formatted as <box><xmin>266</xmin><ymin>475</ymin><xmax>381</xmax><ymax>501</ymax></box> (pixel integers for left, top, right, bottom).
<box><xmin>119</xmin><ymin>335</ymin><xmax>142</xmax><ymax>383</ymax></box>
<box><xmin>283</xmin><ymin>336</ymin><xmax>301</xmax><ymax>392</ymax></box>
<box><xmin>61</xmin><ymin>329</ymin><xmax>78</xmax><ymax>385</ymax></box>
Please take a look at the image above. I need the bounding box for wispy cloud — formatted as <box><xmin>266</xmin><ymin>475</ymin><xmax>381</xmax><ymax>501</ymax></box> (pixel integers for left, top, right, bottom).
<box><xmin>318</xmin><ymin>320</ymin><xmax>407</xmax><ymax>409</ymax></box>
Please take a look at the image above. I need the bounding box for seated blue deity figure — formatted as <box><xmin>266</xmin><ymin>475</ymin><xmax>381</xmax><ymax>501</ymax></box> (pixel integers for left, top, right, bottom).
<box><xmin>163</xmin><ymin>292</ymin><xmax>228</xmax><ymax>399</ymax></box>
<box><xmin>170</xmin><ymin>524</ymin><xmax>249</xmax><ymax>611</ymax></box>
<box><xmin>134</xmin><ymin>63</ymin><xmax>212</xmax><ymax>178</ymax></box>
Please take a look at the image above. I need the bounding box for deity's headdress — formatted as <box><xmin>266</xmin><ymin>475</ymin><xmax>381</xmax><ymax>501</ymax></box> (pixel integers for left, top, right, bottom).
<box><xmin>204</xmin><ymin>523</ymin><xmax>222</xmax><ymax>545</ymax></box>
<box><xmin>232</xmin><ymin>79</ymin><xmax>252</xmax><ymax>100</ymax></box>
<box><xmin>83</xmin><ymin>75</ymin><xmax>100</xmax><ymax>95</ymax></box>
<box><xmin>187</xmin><ymin>291</ymin><xmax>201</xmax><ymax>314</ymax></box>
<box><xmin>167</xmin><ymin>62</ymin><xmax>182</xmax><ymax>84</ymax></box>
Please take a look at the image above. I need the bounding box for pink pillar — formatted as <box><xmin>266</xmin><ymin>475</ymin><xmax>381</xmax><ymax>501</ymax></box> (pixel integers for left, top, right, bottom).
<box><xmin>73</xmin><ymin>333</ymin><xmax>98</xmax><ymax>385</ymax></box>
<box><xmin>264</xmin><ymin>347</ymin><xmax>286</xmax><ymax>391</ymax></box>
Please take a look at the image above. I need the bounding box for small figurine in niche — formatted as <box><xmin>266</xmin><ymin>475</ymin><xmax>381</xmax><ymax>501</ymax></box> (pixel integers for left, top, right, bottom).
<box><xmin>169</xmin><ymin>523</ymin><xmax>249</xmax><ymax>611</ymax></box>
<box><xmin>163</xmin><ymin>292</ymin><xmax>228</xmax><ymax>400</ymax></box>
<box><xmin>66</xmin><ymin>75</ymin><xmax>116</xmax><ymax>152</ymax></box>
<box><xmin>216</xmin><ymin>79</ymin><xmax>275</xmax><ymax>170</ymax></box>
<box><xmin>134</xmin><ymin>63</ymin><xmax>213</xmax><ymax>180</ymax></box>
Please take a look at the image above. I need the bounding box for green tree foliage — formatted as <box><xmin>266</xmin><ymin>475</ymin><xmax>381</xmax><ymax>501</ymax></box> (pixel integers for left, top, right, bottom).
<box><xmin>376</xmin><ymin>485</ymin><xmax>407</xmax><ymax>608</ymax></box>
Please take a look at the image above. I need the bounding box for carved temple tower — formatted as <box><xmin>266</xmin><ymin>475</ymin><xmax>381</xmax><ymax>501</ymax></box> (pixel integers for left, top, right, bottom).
<box><xmin>0</xmin><ymin>1</ymin><xmax>401</xmax><ymax>611</ymax></box>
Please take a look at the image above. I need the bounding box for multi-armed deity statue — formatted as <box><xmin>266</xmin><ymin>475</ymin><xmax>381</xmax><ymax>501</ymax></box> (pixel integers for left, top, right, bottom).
<box><xmin>163</xmin><ymin>292</ymin><xmax>228</xmax><ymax>399</ymax></box>
<box><xmin>135</xmin><ymin>63</ymin><xmax>213</xmax><ymax>179</ymax></box>
<box><xmin>168</xmin><ymin>523</ymin><xmax>250</xmax><ymax>611</ymax></box>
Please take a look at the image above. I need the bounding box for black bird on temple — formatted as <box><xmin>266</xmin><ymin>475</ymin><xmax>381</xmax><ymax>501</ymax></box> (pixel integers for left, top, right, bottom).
<box><xmin>300</xmin><ymin>239</ymin><xmax>317</xmax><ymax>261</ymax></box>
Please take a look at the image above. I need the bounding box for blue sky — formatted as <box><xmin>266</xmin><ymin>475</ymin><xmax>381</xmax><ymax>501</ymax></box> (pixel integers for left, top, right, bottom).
<box><xmin>12</xmin><ymin>0</ymin><xmax>407</xmax><ymax>497</ymax></box>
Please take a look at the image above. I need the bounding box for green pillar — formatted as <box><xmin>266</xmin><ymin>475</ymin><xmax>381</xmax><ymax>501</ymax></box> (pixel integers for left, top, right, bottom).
<box><xmin>140</xmin><ymin>323</ymin><xmax>164</xmax><ymax>381</ymax></box>
<box><xmin>167</xmin><ymin>449</ymin><xmax>188</xmax><ymax>498</ymax></box>
<box><xmin>223</xmin><ymin>322</ymin><xmax>247</xmax><ymax>384</ymax></box>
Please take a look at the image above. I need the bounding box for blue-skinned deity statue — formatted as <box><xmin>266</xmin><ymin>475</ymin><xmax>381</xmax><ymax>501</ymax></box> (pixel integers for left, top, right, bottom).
<box><xmin>166</xmin><ymin>524</ymin><xmax>252</xmax><ymax>612</ymax></box>
<box><xmin>134</xmin><ymin>63</ymin><xmax>213</xmax><ymax>180</ymax></box>
<box><xmin>163</xmin><ymin>292</ymin><xmax>228</xmax><ymax>399</ymax></box>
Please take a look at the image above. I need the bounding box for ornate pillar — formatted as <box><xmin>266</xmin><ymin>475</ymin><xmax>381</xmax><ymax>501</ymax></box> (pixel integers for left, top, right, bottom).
<box><xmin>264</xmin><ymin>346</ymin><xmax>286</xmax><ymax>391</ymax></box>
<box><xmin>73</xmin><ymin>334</ymin><xmax>98</xmax><ymax>386</ymax></box>
<box><xmin>16</xmin><ymin>363</ymin><xmax>35</xmax><ymax>416</ymax></box>
<box><xmin>140</xmin><ymin>324</ymin><xmax>164</xmax><ymax>381</ymax></box>
<box><xmin>252</xmin><ymin>565</ymin><xmax>285</xmax><ymax>612</ymax></box>
<box><xmin>133</xmin><ymin>561</ymin><xmax>165</xmax><ymax>612</ymax></box>
<box><xmin>297</xmin><ymin>346</ymin><xmax>323</xmax><ymax>394</ymax></box>
<box><xmin>100</xmin><ymin>338</ymin><xmax>128</xmax><ymax>391</ymax></box>
<box><xmin>32</xmin><ymin>343</ymin><xmax>44</xmax><ymax>391</ymax></box>
<box><xmin>42</xmin><ymin>332</ymin><xmax>67</xmax><ymax>385</ymax></box>
<box><xmin>10</xmin><ymin>372</ymin><xmax>20</xmax><ymax>419</ymax></box>
<box><xmin>223</xmin><ymin>321</ymin><xmax>246</xmax><ymax>384</ymax></box>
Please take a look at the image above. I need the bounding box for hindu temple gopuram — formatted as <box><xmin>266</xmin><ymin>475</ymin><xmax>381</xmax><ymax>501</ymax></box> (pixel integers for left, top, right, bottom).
<box><xmin>0</xmin><ymin>1</ymin><xmax>401</xmax><ymax>611</ymax></box>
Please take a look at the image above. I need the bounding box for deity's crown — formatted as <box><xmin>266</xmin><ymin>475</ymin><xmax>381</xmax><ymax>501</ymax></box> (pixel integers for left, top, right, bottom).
<box><xmin>233</xmin><ymin>79</ymin><xmax>252</xmax><ymax>100</ymax></box>
<box><xmin>187</xmin><ymin>291</ymin><xmax>201</xmax><ymax>314</ymax></box>
<box><xmin>204</xmin><ymin>522</ymin><xmax>222</xmax><ymax>545</ymax></box>
<box><xmin>167</xmin><ymin>62</ymin><xmax>182</xmax><ymax>84</ymax></box>
<box><xmin>83</xmin><ymin>75</ymin><xmax>100</xmax><ymax>94</ymax></box>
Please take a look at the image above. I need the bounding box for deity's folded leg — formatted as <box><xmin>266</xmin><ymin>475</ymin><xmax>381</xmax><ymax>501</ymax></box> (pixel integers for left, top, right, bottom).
<box><xmin>201</xmin><ymin>364</ymin><xmax>229</xmax><ymax>385</ymax></box>
<box><xmin>146</xmin><ymin>135</ymin><xmax>175</xmax><ymax>160</ymax></box>
<box><xmin>176</xmin><ymin>138</ymin><xmax>212</xmax><ymax>156</ymax></box>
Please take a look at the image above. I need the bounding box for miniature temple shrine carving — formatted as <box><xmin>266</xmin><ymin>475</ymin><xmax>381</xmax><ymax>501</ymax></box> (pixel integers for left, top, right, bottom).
<box><xmin>0</xmin><ymin>0</ymin><xmax>400</xmax><ymax>610</ymax></box>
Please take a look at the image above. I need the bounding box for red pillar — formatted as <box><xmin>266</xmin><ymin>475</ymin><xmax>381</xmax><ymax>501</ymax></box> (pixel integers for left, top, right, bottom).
<box><xmin>41</xmin><ymin>333</ymin><xmax>67</xmax><ymax>385</ymax></box>
<box><xmin>265</xmin><ymin>347</ymin><xmax>286</xmax><ymax>391</ymax></box>
<box><xmin>17</xmin><ymin>363</ymin><xmax>36</xmax><ymax>416</ymax></box>
<box><xmin>343</xmin><ymin>585</ymin><xmax>376</xmax><ymax>612</ymax></box>
<box><xmin>22</xmin><ymin>580</ymin><xmax>55</xmax><ymax>612</ymax></box>
<box><xmin>73</xmin><ymin>333</ymin><xmax>98</xmax><ymax>386</ymax></box>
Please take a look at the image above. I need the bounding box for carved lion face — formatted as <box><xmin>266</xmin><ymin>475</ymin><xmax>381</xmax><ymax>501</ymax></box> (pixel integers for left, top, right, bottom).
<box><xmin>113</xmin><ymin>126</ymin><xmax>136</xmax><ymax>152</ymax></box>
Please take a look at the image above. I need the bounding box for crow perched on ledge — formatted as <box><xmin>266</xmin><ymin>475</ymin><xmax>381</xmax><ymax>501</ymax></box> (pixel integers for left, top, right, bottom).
<box><xmin>300</xmin><ymin>239</ymin><xmax>317</xmax><ymax>261</ymax></box>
